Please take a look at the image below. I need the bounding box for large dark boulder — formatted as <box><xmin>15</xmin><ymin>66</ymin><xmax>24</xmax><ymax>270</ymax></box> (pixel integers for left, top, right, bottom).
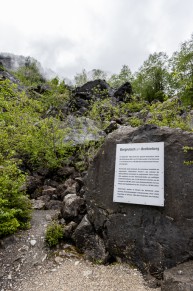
<box><xmin>114</xmin><ymin>82</ymin><xmax>132</xmax><ymax>102</ymax></box>
<box><xmin>72</xmin><ymin>215</ymin><xmax>109</xmax><ymax>263</ymax></box>
<box><xmin>69</xmin><ymin>79</ymin><xmax>113</xmax><ymax>113</ymax></box>
<box><xmin>85</xmin><ymin>124</ymin><xmax>193</xmax><ymax>277</ymax></box>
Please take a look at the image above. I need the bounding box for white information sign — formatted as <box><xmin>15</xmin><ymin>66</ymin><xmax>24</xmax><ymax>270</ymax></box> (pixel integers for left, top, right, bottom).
<box><xmin>113</xmin><ymin>142</ymin><xmax>164</xmax><ymax>206</ymax></box>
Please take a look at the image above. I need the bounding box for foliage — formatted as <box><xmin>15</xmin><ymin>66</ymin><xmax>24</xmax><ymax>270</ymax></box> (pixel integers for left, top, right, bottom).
<box><xmin>91</xmin><ymin>69</ymin><xmax>107</xmax><ymax>80</ymax></box>
<box><xmin>147</xmin><ymin>97</ymin><xmax>190</xmax><ymax>130</ymax></box>
<box><xmin>133</xmin><ymin>52</ymin><xmax>169</xmax><ymax>102</ymax></box>
<box><xmin>2</xmin><ymin>33</ymin><xmax>193</xmax><ymax>238</ymax></box>
<box><xmin>169</xmin><ymin>34</ymin><xmax>193</xmax><ymax>105</ymax></box>
<box><xmin>41</xmin><ymin>78</ymin><xmax>70</xmax><ymax>110</ymax></box>
<box><xmin>74</xmin><ymin>68</ymin><xmax>107</xmax><ymax>86</ymax></box>
<box><xmin>14</xmin><ymin>57</ymin><xmax>45</xmax><ymax>86</ymax></box>
<box><xmin>108</xmin><ymin>65</ymin><xmax>133</xmax><ymax>88</ymax></box>
<box><xmin>74</xmin><ymin>69</ymin><xmax>88</xmax><ymax>86</ymax></box>
<box><xmin>75</xmin><ymin>139</ymin><xmax>105</xmax><ymax>171</ymax></box>
<box><xmin>120</xmin><ymin>96</ymin><xmax>147</xmax><ymax>114</ymax></box>
<box><xmin>45</xmin><ymin>222</ymin><xmax>64</xmax><ymax>247</ymax></box>
<box><xmin>0</xmin><ymin>78</ymin><xmax>74</xmax><ymax>238</ymax></box>
<box><xmin>183</xmin><ymin>146</ymin><xmax>193</xmax><ymax>165</ymax></box>
<box><xmin>128</xmin><ymin>116</ymin><xmax>143</xmax><ymax>127</ymax></box>
<box><xmin>15</xmin><ymin>117</ymin><xmax>75</xmax><ymax>169</ymax></box>
<box><xmin>0</xmin><ymin>79</ymin><xmax>74</xmax><ymax>170</ymax></box>
<box><xmin>0</xmin><ymin>158</ymin><xmax>31</xmax><ymax>238</ymax></box>
<box><xmin>87</xmin><ymin>98</ymin><xmax>120</xmax><ymax>129</ymax></box>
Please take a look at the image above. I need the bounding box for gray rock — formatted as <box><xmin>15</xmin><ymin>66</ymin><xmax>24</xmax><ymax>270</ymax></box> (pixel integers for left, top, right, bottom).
<box><xmin>62</xmin><ymin>194</ymin><xmax>85</xmax><ymax>219</ymax></box>
<box><xmin>114</xmin><ymin>82</ymin><xmax>132</xmax><ymax>102</ymax></box>
<box><xmin>57</xmin><ymin>166</ymin><xmax>76</xmax><ymax>178</ymax></box>
<box><xmin>42</xmin><ymin>186</ymin><xmax>56</xmax><ymax>197</ymax></box>
<box><xmin>54</xmin><ymin>256</ymin><xmax>63</xmax><ymax>264</ymax></box>
<box><xmin>64</xmin><ymin>221</ymin><xmax>78</xmax><ymax>238</ymax></box>
<box><xmin>72</xmin><ymin>215</ymin><xmax>108</xmax><ymax>263</ymax></box>
<box><xmin>69</xmin><ymin>79</ymin><xmax>113</xmax><ymax>113</ymax></box>
<box><xmin>85</xmin><ymin>124</ymin><xmax>193</xmax><ymax>276</ymax></box>
<box><xmin>63</xmin><ymin>116</ymin><xmax>106</xmax><ymax>145</ymax></box>
<box><xmin>26</xmin><ymin>175</ymin><xmax>43</xmax><ymax>196</ymax></box>
<box><xmin>30</xmin><ymin>239</ymin><xmax>37</xmax><ymax>246</ymax></box>
<box><xmin>162</xmin><ymin>261</ymin><xmax>193</xmax><ymax>290</ymax></box>
<box><xmin>63</xmin><ymin>178</ymin><xmax>78</xmax><ymax>195</ymax></box>
<box><xmin>45</xmin><ymin>200</ymin><xmax>62</xmax><ymax>210</ymax></box>
<box><xmin>37</xmin><ymin>195</ymin><xmax>51</xmax><ymax>203</ymax></box>
<box><xmin>31</xmin><ymin>199</ymin><xmax>45</xmax><ymax>210</ymax></box>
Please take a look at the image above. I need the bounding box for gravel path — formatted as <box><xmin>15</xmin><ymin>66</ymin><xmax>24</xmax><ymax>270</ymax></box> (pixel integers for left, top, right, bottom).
<box><xmin>0</xmin><ymin>210</ymin><xmax>160</xmax><ymax>291</ymax></box>
<box><xmin>17</xmin><ymin>258</ymin><xmax>158</xmax><ymax>291</ymax></box>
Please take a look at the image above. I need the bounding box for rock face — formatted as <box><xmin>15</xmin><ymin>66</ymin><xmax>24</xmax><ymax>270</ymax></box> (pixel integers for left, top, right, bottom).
<box><xmin>0</xmin><ymin>63</ymin><xmax>21</xmax><ymax>85</ymax></box>
<box><xmin>69</xmin><ymin>79</ymin><xmax>132</xmax><ymax>115</ymax></box>
<box><xmin>63</xmin><ymin>116</ymin><xmax>106</xmax><ymax>145</ymax></box>
<box><xmin>114</xmin><ymin>81</ymin><xmax>132</xmax><ymax>102</ymax></box>
<box><xmin>85</xmin><ymin>124</ymin><xmax>193</xmax><ymax>276</ymax></box>
<box><xmin>162</xmin><ymin>261</ymin><xmax>193</xmax><ymax>290</ymax></box>
<box><xmin>69</xmin><ymin>79</ymin><xmax>112</xmax><ymax>114</ymax></box>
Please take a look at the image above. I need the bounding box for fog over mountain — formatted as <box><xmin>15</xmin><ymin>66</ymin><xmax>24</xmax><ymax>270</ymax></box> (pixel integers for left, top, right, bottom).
<box><xmin>1</xmin><ymin>0</ymin><xmax>193</xmax><ymax>79</ymax></box>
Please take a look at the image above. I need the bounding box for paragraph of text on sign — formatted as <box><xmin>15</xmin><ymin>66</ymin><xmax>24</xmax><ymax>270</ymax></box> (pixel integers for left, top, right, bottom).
<box><xmin>113</xmin><ymin>142</ymin><xmax>164</xmax><ymax>206</ymax></box>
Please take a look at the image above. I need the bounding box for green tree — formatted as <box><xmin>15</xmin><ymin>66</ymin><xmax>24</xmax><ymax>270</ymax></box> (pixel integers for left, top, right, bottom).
<box><xmin>74</xmin><ymin>69</ymin><xmax>88</xmax><ymax>86</ymax></box>
<box><xmin>108</xmin><ymin>65</ymin><xmax>133</xmax><ymax>88</ymax></box>
<box><xmin>169</xmin><ymin>34</ymin><xmax>193</xmax><ymax>105</ymax></box>
<box><xmin>91</xmin><ymin>69</ymin><xmax>107</xmax><ymax>80</ymax></box>
<box><xmin>133</xmin><ymin>52</ymin><xmax>169</xmax><ymax>102</ymax></box>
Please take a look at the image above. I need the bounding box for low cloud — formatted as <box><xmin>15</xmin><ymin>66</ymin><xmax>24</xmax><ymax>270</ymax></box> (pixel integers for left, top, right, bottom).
<box><xmin>1</xmin><ymin>0</ymin><xmax>193</xmax><ymax>79</ymax></box>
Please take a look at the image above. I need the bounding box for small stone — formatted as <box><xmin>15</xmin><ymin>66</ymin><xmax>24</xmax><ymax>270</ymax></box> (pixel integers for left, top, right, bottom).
<box><xmin>42</xmin><ymin>254</ymin><xmax>47</xmax><ymax>262</ymax></box>
<box><xmin>30</xmin><ymin>239</ymin><xmax>37</xmax><ymax>246</ymax></box>
<box><xmin>51</xmin><ymin>268</ymin><xmax>57</xmax><ymax>272</ymax></box>
<box><xmin>54</xmin><ymin>256</ymin><xmax>63</xmax><ymax>264</ymax></box>
<box><xmin>8</xmin><ymin>274</ymin><xmax>12</xmax><ymax>280</ymax></box>
<box><xmin>60</xmin><ymin>218</ymin><xmax>66</xmax><ymax>225</ymax></box>
<box><xmin>37</xmin><ymin>266</ymin><xmax>42</xmax><ymax>270</ymax></box>
<box><xmin>133</xmin><ymin>272</ymin><xmax>138</xmax><ymax>276</ymax></box>
<box><xmin>177</xmin><ymin>270</ymin><xmax>183</xmax><ymax>275</ymax></box>
<box><xmin>75</xmin><ymin>261</ymin><xmax>80</xmax><ymax>266</ymax></box>
<box><xmin>46</xmin><ymin>214</ymin><xmax>52</xmax><ymax>221</ymax></box>
<box><xmin>18</xmin><ymin>245</ymin><xmax>29</xmax><ymax>252</ymax></box>
<box><xmin>83</xmin><ymin>270</ymin><xmax>93</xmax><ymax>277</ymax></box>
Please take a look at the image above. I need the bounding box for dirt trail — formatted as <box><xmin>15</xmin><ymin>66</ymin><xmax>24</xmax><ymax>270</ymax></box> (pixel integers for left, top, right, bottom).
<box><xmin>0</xmin><ymin>210</ymin><xmax>160</xmax><ymax>291</ymax></box>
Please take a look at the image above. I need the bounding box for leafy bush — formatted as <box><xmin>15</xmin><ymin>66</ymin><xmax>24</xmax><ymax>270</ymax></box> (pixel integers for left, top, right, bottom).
<box><xmin>45</xmin><ymin>222</ymin><xmax>64</xmax><ymax>247</ymax></box>
<box><xmin>0</xmin><ymin>79</ymin><xmax>75</xmax><ymax>170</ymax></box>
<box><xmin>0</xmin><ymin>158</ymin><xmax>31</xmax><ymax>238</ymax></box>
<box><xmin>147</xmin><ymin>97</ymin><xmax>190</xmax><ymax>130</ymax></box>
<box><xmin>0</xmin><ymin>78</ymin><xmax>75</xmax><ymax>237</ymax></box>
<box><xmin>87</xmin><ymin>98</ymin><xmax>120</xmax><ymax>128</ymax></box>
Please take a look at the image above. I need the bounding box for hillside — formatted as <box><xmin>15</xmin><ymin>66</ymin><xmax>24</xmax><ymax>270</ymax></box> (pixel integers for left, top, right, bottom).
<box><xmin>0</xmin><ymin>43</ymin><xmax>193</xmax><ymax>239</ymax></box>
<box><xmin>1</xmin><ymin>38</ymin><xmax>193</xmax><ymax>289</ymax></box>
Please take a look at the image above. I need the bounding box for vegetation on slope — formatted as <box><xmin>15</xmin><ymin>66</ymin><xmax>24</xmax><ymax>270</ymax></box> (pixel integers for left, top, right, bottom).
<box><xmin>0</xmin><ymin>34</ymin><xmax>193</xmax><ymax>237</ymax></box>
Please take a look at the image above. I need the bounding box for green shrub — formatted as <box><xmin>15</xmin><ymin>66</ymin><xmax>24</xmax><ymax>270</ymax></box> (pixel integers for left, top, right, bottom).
<box><xmin>0</xmin><ymin>159</ymin><xmax>31</xmax><ymax>238</ymax></box>
<box><xmin>45</xmin><ymin>222</ymin><xmax>64</xmax><ymax>247</ymax></box>
<box><xmin>147</xmin><ymin>97</ymin><xmax>190</xmax><ymax>130</ymax></box>
<box><xmin>129</xmin><ymin>116</ymin><xmax>143</xmax><ymax>127</ymax></box>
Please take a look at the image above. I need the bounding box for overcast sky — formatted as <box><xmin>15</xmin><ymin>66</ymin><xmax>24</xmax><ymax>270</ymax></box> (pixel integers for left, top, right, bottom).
<box><xmin>1</xmin><ymin>0</ymin><xmax>193</xmax><ymax>79</ymax></box>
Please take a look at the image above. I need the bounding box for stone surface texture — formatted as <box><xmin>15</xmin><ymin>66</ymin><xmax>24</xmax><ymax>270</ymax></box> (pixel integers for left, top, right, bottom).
<box><xmin>85</xmin><ymin>124</ymin><xmax>193</xmax><ymax>276</ymax></box>
<box><xmin>162</xmin><ymin>261</ymin><xmax>193</xmax><ymax>290</ymax></box>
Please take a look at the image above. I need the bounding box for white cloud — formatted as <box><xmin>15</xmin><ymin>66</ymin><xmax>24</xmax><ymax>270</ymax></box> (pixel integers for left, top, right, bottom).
<box><xmin>1</xmin><ymin>0</ymin><xmax>193</xmax><ymax>79</ymax></box>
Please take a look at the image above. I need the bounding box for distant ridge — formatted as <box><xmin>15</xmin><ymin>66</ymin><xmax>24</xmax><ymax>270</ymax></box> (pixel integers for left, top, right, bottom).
<box><xmin>0</xmin><ymin>52</ymin><xmax>56</xmax><ymax>80</ymax></box>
